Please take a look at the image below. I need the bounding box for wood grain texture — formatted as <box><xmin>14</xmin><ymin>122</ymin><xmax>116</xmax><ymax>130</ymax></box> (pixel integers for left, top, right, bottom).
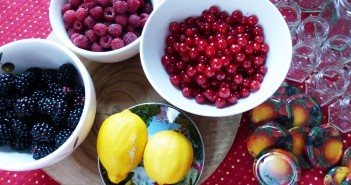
<box><xmin>43</xmin><ymin>33</ymin><xmax>241</xmax><ymax>185</ymax></box>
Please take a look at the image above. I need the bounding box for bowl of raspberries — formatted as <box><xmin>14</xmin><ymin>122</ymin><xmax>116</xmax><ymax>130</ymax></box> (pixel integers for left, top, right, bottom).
<box><xmin>0</xmin><ymin>39</ymin><xmax>96</xmax><ymax>171</ymax></box>
<box><xmin>49</xmin><ymin>0</ymin><xmax>154</xmax><ymax>63</ymax></box>
<box><xmin>140</xmin><ymin>0</ymin><xmax>293</xmax><ymax>117</ymax></box>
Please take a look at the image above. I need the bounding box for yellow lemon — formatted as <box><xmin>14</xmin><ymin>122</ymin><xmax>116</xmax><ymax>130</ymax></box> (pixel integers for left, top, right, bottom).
<box><xmin>143</xmin><ymin>130</ymin><xmax>193</xmax><ymax>185</ymax></box>
<box><xmin>97</xmin><ymin>109</ymin><xmax>148</xmax><ymax>184</ymax></box>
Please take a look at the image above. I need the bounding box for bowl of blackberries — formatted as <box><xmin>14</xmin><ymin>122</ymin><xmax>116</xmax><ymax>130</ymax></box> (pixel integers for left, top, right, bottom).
<box><xmin>140</xmin><ymin>0</ymin><xmax>293</xmax><ymax>117</ymax></box>
<box><xmin>0</xmin><ymin>39</ymin><xmax>96</xmax><ymax>171</ymax></box>
<box><xmin>49</xmin><ymin>0</ymin><xmax>154</xmax><ymax>63</ymax></box>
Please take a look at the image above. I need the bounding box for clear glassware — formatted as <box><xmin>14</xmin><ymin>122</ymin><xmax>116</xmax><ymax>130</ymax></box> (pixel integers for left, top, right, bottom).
<box><xmin>319</xmin><ymin>0</ymin><xmax>351</xmax><ymax>38</ymax></box>
<box><xmin>296</xmin><ymin>16</ymin><xmax>330</xmax><ymax>46</ymax></box>
<box><xmin>270</xmin><ymin>0</ymin><xmax>287</xmax><ymax>5</ymax></box>
<box><xmin>328</xmin><ymin>95</ymin><xmax>351</xmax><ymax>133</ymax></box>
<box><xmin>305</xmin><ymin>65</ymin><xmax>349</xmax><ymax>106</ymax></box>
<box><xmin>318</xmin><ymin>34</ymin><xmax>351</xmax><ymax>69</ymax></box>
<box><xmin>276</xmin><ymin>1</ymin><xmax>302</xmax><ymax>32</ymax></box>
<box><xmin>286</xmin><ymin>42</ymin><xmax>322</xmax><ymax>83</ymax></box>
<box><xmin>292</xmin><ymin>0</ymin><xmax>328</xmax><ymax>13</ymax></box>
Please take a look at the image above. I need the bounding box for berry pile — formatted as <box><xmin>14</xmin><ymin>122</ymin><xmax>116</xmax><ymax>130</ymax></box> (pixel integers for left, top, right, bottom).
<box><xmin>62</xmin><ymin>0</ymin><xmax>152</xmax><ymax>51</ymax></box>
<box><xmin>0</xmin><ymin>63</ymin><xmax>85</xmax><ymax>160</ymax></box>
<box><xmin>161</xmin><ymin>6</ymin><xmax>269</xmax><ymax>108</ymax></box>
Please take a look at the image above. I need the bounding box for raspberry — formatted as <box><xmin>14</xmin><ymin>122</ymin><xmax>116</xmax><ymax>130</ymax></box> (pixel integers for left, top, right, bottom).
<box><xmin>69</xmin><ymin>0</ymin><xmax>83</xmax><ymax>9</ymax></box>
<box><xmin>91</xmin><ymin>42</ymin><xmax>104</xmax><ymax>52</ymax></box>
<box><xmin>70</xmin><ymin>32</ymin><xmax>81</xmax><ymax>41</ymax></box>
<box><xmin>85</xmin><ymin>29</ymin><xmax>98</xmax><ymax>42</ymax></box>
<box><xmin>72</xmin><ymin>34</ymin><xmax>89</xmax><ymax>49</ymax></box>
<box><xmin>103</xmin><ymin>7</ymin><xmax>116</xmax><ymax>22</ymax></box>
<box><xmin>75</xmin><ymin>7</ymin><xmax>88</xmax><ymax>21</ymax></box>
<box><xmin>123</xmin><ymin>31</ymin><xmax>138</xmax><ymax>45</ymax></box>
<box><xmin>13</xmin><ymin>96</ymin><xmax>36</xmax><ymax>117</ymax></box>
<box><xmin>127</xmin><ymin>0</ymin><xmax>140</xmax><ymax>13</ymax></box>
<box><xmin>111</xmin><ymin>38</ymin><xmax>125</xmax><ymax>50</ymax></box>
<box><xmin>67</xmin><ymin>107</ymin><xmax>83</xmax><ymax>129</ymax></box>
<box><xmin>55</xmin><ymin>127</ymin><xmax>73</xmax><ymax>148</ymax></box>
<box><xmin>67</xmin><ymin>28</ymin><xmax>77</xmax><ymax>39</ymax></box>
<box><xmin>84</xmin><ymin>15</ymin><xmax>96</xmax><ymax>29</ymax></box>
<box><xmin>32</xmin><ymin>122</ymin><xmax>55</xmax><ymax>143</ymax></box>
<box><xmin>94</xmin><ymin>23</ymin><xmax>108</xmax><ymax>36</ymax></box>
<box><xmin>32</xmin><ymin>142</ymin><xmax>57</xmax><ymax>160</ymax></box>
<box><xmin>73</xmin><ymin>20</ymin><xmax>85</xmax><ymax>33</ymax></box>
<box><xmin>97</xmin><ymin>0</ymin><xmax>111</xmax><ymax>7</ymax></box>
<box><xmin>0</xmin><ymin>73</ymin><xmax>15</xmax><ymax>95</ymax></box>
<box><xmin>108</xmin><ymin>23</ymin><xmax>122</xmax><ymax>38</ymax></box>
<box><xmin>128</xmin><ymin>14</ymin><xmax>141</xmax><ymax>27</ymax></box>
<box><xmin>80</xmin><ymin>2</ymin><xmax>97</xmax><ymax>9</ymax></box>
<box><xmin>142</xmin><ymin>2</ymin><xmax>153</xmax><ymax>14</ymax></box>
<box><xmin>139</xmin><ymin>13</ymin><xmax>149</xmax><ymax>27</ymax></box>
<box><xmin>113</xmin><ymin>0</ymin><xmax>128</xmax><ymax>14</ymax></box>
<box><xmin>115</xmin><ymin>14</ymin><xmax>128</xmax><ymax>26</ymax></box>
<box><xmin>126</xmin><ymin>25</ymin><xmax>136</xmax><ymax>32</ymax></box>
<box><xmin>56</xmin><ymin>63</ymin><xmax>78</xmax><ymax>87</ymax></box>
<box><xmin>61</xmin><ymin>3</ymin><xmax>72</xmax><ymax>14</ymax></box>
<box><xmin>90</xmin><ymin>6</ymin><xmax>104</xmax><ymax>20</ymax></box>
<box><xmin>63</xmin><ymin>10</ymin><xmax>76</xmax><ymax>26</ymax></box>
<box><xmin>99</xmin><ymin>35</ymin><xmax>112</xmax><ymax>49</ymax></box>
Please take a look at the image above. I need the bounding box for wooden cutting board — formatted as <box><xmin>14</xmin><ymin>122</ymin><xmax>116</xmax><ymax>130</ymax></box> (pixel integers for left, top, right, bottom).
<box><xmin>43</xmin><ymin>33</ymin><xmax>242</xmax><ymax>185</ymax></box>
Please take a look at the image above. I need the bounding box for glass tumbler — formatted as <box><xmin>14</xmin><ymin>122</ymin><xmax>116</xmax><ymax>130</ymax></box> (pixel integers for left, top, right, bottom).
<box><xmin>318</xmin><ymin>35</ymin><xmax>351</xmax><ymax>69</ymax></box>
<box><xmin>305</xmin><ymin>66</ymin><xmax>349</xmax><ymax>106</ymax></box>
<box><xmin>296</xmin><ymin>16</ymin><xmax>330</xmax><ymax>46</ymax></box>
<box><xmin>286</xmin><ymin>42</ymin><xmax>322</xmax><ymax>83</ymax></box>
<box><xmin>276</xmin><ymin>1</ymin><xmax>302</xmax><ymax>32</ymax></box>
<box><xmin>291</xmin><ymin>0</ymin><xmax>328</xmax><ymax>13</ymax></box>
<box><xmin>328</xmin><ymin>95</ymin><xmax>351</xmax><ymax>133</ymax></box>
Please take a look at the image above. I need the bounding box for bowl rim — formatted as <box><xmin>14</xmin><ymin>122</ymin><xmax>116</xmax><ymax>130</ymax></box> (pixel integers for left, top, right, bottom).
<box><xmin>0</xmin><ymin>39</ymin><xmax>96</xmax><ymax>171</ymax></box>
<box><xmin>140</xmin><ymin>0</ymin><xmax>292</xmax><ymax>117</ymax></box>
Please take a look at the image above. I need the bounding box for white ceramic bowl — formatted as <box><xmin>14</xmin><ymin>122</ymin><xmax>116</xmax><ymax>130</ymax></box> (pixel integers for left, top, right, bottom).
<box><xmin>140</xmin><ymin>0</ymin><xmax>292</xmax><ymax>117</ymax></box>
<box><xmin>49</xmin><ymin>0</ymin><xmax>153</xmax><ymax>63</ymax></box>
<box><xmin>0</xmin><ymin>39</ymin><xmax>96</xmax><ymax>171</ymax></box>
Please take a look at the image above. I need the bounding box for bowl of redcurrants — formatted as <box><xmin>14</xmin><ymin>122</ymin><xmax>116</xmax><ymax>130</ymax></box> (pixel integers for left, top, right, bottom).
<box><xmin>49</xmin><ymin>0</ymin><xmax>155</xmax><ymax>63</ymax></box>
<box><xmin>140</xmin><ymin>0</ymin><xmax>292</xmax><ymax>117</ymax></box>
<box><xmin>0</xmin><ymin>39</ymin><xmax>96</xmax><ymax>171</ymax></box>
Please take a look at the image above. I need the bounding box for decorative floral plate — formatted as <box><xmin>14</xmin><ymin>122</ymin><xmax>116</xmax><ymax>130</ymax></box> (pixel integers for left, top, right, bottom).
<box><xmin>98</xmin><ymin>102</ymin><xmax>205</xmax><ymax>185</ymax></box>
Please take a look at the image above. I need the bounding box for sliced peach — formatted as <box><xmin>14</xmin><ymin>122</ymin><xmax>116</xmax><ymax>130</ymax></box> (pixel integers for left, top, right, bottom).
<box><xmin>321</xmin><ymin>138</ymin><xmax>343</xmax><ymax>166</ymax></box>
<box><xmin>247</xmin><ymin>132</ymin><xmax>275</xmax><ymax>158</ymax></box>
<box><xmin>292</xmin><ymin>104</ymin><xmax>310</xmax><ymax>127</ymax></box>
<box><xmin>250</xmin><ymin>101</ymin><xmax>278</xmax><ymax>124</ymax></box>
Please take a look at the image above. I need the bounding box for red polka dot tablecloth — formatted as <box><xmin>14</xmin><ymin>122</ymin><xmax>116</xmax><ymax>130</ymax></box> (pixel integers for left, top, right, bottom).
<box><xmin>1</xmin><ymin>1</ymin><xmax>351</xmax><ymax>185</ymax></box>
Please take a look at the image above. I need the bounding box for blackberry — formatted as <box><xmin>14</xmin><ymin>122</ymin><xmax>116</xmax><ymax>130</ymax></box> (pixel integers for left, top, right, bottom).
<box><xmin>0</xmin><ymin>96</ymin><xmax>6</xmax><ymax>111</ymax></box>
<box><xmin>13</xmin><ymin>96</ymin><xmax>36</xmax><ymax>117</ymax></box>
<box><xmin>11</xmin><ymin>118</ymin><xmax>33</xmax><ymax>137</ymax></box>
<box><xmin>67</xmin><ymin>107</ymin><xmax>83</xmax><ymax>129</ymax></box>
<box><xmin>0</xmin><ymin>122</ymin><xmax>14</xmax><ymax>146</ymax></box>
<box><xmin>32</xmin><ymin>142</ymin><xmax>57</xmax><ymax>160</ymax></box>
<box><xmin>0</xmin><ymin>73</ymin><xmax>16</xmax><ymax>95</ymax></box>
<box><xmin>56</xmin><ymin>63</ymin><xmax>78</xmax><ymax>87</ymax></box>
<box><xmin>55</xmin><ymin>127</ymin><xmax>73</xmax><ymax>148</ymax></box>
<box><xmin>52</xmin><ymin>85</ymin><xmax>74</xmax><ymax>101</ymax></box>
<box><xmin>39</xmin><ymin>69</ymin><xmax>57</xmax><ymax>89</ymax></box>
<box><xmin>72</xmin><ymin>86</ymin><xmax>85</xmax><ymax>108</ymax></box>
<box><xmin>3</xmin><ymin>109</ymin><xmax>17</xmax><ymax>124</ymax></box>
<box><xmin>45</xmin><ymin>98</ymin><xmax>70</xmax><ymax>125</ymax></box>
<box><xmin>30</xmin><ymin>90</ymin><xmax>46</xmax><ymax>102</ymax></box>
<box><xmin>15</xmin><ymin>69</ymin><xmax>38</xmax><ymax>95</ymax></box>
<box><xmin>10</xmin><ymin>136</ymin><xmax>33</xmax><ymax>150</ymax></box>
<box><xmin>32</xmin><ymin>122</ymin><xmax>55</xmax><ymax>142</ymax></box>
